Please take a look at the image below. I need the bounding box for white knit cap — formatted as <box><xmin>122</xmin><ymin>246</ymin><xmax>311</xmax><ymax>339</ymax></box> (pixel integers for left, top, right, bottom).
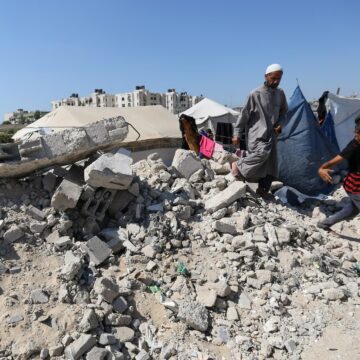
<box><xmin>265</xmin><ymin>63</ymin><xmax>283</xmax><ymax>75</ymax></box>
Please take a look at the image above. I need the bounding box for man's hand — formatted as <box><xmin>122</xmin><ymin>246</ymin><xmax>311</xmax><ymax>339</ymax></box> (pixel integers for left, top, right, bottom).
<box><xmin>232</xmin><ymin>136</ymin><xmax>239</xmax><ymax>146</ymax></box>
<box><xmin>318</xmin><ymin>168</ymin><xmax>334</xmax><ymax>184</ymax></box>
<box><xmin>274</xmin><ymin>124</ymin><xmax>282</xmax><ymax>135</ymax></box>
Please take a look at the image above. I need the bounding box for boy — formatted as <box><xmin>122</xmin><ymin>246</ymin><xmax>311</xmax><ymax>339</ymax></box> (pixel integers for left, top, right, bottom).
<box><xmin>317</xmin><ymin>119</ymin><xmax>360</xmax><ymax>228</ymax></box>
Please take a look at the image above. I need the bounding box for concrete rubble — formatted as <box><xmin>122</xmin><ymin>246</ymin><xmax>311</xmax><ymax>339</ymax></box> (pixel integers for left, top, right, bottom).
<box><xmin>0</xmin><ymin>147</ymin><xmax>359</xmax><ymax>360</ymax></box>
<box><xmin>0</xmin><ymin>116</ymin><xmax>129</xmax><ymax>178</ymax></box>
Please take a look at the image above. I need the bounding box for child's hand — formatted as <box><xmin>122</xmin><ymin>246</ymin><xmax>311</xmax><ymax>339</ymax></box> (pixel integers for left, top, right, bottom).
<box><xmin>318</xmin><ymin>168</ymin><xmax>334</xmax><ymax>183</ymax></box>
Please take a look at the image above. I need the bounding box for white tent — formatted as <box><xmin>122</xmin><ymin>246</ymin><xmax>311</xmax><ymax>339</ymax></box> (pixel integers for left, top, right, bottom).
<box><xmin>326</xmin><ymin>93</ymin><xmax>360</xmax><ymax>149</ymax></box>
<box><xmin>181</xmin><ymin>98</ymin><xmax>239</xmax><ymax>133</ymax></box>
<box><xmin>13</xmin><ymin>105</ymin><xmax>181</xmax><ymax>142</ymax></box>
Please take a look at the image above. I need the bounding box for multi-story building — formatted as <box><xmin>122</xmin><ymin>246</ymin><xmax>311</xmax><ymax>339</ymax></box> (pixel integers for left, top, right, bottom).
<box><xmin>115</xmin><ymin>86</ymin><xmax>163</xmax><ymax>108</ymax></box>
<box><xmin>164</xmin><ymin>89</ymin><xmax>202</xmax><ymax>114</ymax></box>
<box><xmin>4</xmin><ymin>109</ymin><xmax>49</xmax><ymax>124</ymax></box>
<box><xmin>52</xmin><ymin>89</ymin><xmax>115</xmax><ymax>110</ymax></box>
<box><xmin>51</xmin><ymin>86</ymin><xmax>203</xmax><ymax>114</ymax></box>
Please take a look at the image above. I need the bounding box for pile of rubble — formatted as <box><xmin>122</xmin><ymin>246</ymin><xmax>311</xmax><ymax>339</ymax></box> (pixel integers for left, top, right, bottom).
<box><xmin>0</xmin><ymin>148</ymin><xmax>360</xmax><ymax>360</ymax></box>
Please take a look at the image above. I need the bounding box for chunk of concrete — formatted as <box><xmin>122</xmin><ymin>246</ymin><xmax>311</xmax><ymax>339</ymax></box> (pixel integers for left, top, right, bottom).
<box><xmin>113</xmin><ymin>296</ymin><xmax>128</xmax><ymax>313</ymax></box>
<box><xmin>205</xmin><ymin>181</ymin><xmax>246</xmax><ymax>213</ymax></box>
<box><xmin>61</xmin><ymin>251</ymin><xmax>82</xmax><ymax>280</ymax></box>
<box><xmin>84</xmin><ymin>236</ymin><xmax>112</xmax><ymax>266</ymax></box>
<box><xmin>178</xmin><ymin>301</ymin><xmax>209</xmax><ymax>332</ymax></box>
<box><xmin>25</xmin><ymin>205</ymin><xmax>46</xmax><ymax>221</ymax></box>
<box><xmin>79</xmin><ymin>309</ymin><xmax>99</xmax><ymax>332</ymax></box>
<box><xmin>172</xmin><ymin>149</ymin><xmax>203</xmax><ymax>180</ymax></box>
<box><xmin>4</xmin><ymin>225</ymin><xmax>24</xmax><ymax>243</ymax></box>
<box><xmin>31</xmin><ymin>289</ymin><xmax>49</xmax><ymax>304</ymax></box>
<box><xmin>213</xmin><ymin>219</ymin><xmax>238</xmax><ymax>235</ymax></box>
<box><xmin>114</xmin><ymin>327</ymin><xmax>135</xmax><ymax>342</ymax></box>
<box><xmin>86</xmin><ymin>347</ymin><xmax>109</xmax><ymax>360</ymax></box>
<box><xmin>84</xmin><ymin>150</ymin><xmax>133</xmax><ymax>190</ymax></box>
<box><xmin>196</xmin><ymin>287</ymin><xmax>217</xmax><ymax>308</ymax></box>
<box><xmin>93</xmin><ymin>277</ymin><xmax>119</xmax><ymax>303</ymax></box>
<box><xmin>51</xmin><ymin>179</ymin><xmax>83</xmax><ymax>211</ymax></box>
<box><xmin>64</xmin><ymin>334</ymin><xmax>96</xmax><ymax>360</ymax></box>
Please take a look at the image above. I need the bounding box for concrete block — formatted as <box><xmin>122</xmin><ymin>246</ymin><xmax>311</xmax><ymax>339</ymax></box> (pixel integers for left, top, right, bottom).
<box><xmin>84</xmin><ymin>150</ymin><xmax>133</xmax><ymax>190</ymax></box>
<box><xmin>4</xmin><ymin>225</ymin><xmax>24</xmax><ymax>243</ymax></box>
<box><xmin>86</xmin><ymin>347</ymin><xmax>108</xmax><ymax>360</ymax></box>
<box><xmin>172</xmin><ymin>149</ymin><xmax>203</xmax><ymax>179</ymax></box>
<box><xmin>81</xmin><ymin>187</ymin><xmax>116</xmax><ymax>221</ymax></box>
<box><xmin>113</xmin><ymin>296</ymin><xmax>128</xmax><ymax>313</ymax></box>
<box><xmin>25</xmin><ymin>205</ymin><xmax>46</xmax><ymax>221</ymax></box>
<box><xmin>51</xmin><ymin>179</ymin><xmax>83</xmax><ymax>211</ymax></box>
<box><xmin>205</xmin><ymin>181</ymin><xmax>246</xmax><ymax>213</ymax></box>
<box><xmin>84</xmin><ymin>236</ymin><xmax>112</xmax><ymax>266</ymax></box>
<box><xmin>93</xmin><ymin>277</ymin><xmax>119</xmax><ymax>303</ymax></box>
<box><xmin>64</xmin><ymin>334</ymin><xmax>96</xmax><ymax>360</ymax></box>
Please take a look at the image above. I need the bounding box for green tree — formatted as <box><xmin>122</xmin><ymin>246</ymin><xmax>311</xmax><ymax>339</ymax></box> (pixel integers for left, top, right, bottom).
<box><xmin>34</xmin><ymin>110</ymin><xmax>41</xmax><ymax>120</ymax></box>
<box><xmin>0</xmin><ymin>132</ymin><xmax>13</xmax><ymax>143</ymax></box>
<box><xmin>19</xmin><ymin>115</ymin><xmax>25</xmax><ymax>124</ymax></box>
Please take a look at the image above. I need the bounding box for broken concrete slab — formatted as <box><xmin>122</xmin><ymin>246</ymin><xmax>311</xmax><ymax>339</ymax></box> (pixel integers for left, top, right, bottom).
<box><xmin>84</xmin><ymin>149</ymin><xmax>134</xmax><ymax>190</ymax></box>
<box><xmin>205</xmin><ymin>181</ymin><xmax>246</xmax><ymax>213</ymax></box>
<box><xmin>84</xmin><ymin>236</ymin><xmax>112</xmax><ymax>266</ymax></box>
<box><xmin>0</xmin><ymin>116</ymin><xmax>128</xmax><ymax>178</ymax></box>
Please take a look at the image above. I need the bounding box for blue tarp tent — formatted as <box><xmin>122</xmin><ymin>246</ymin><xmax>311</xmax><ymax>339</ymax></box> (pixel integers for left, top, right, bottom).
<box><xmin>277</xmin><ymin>86</ymin><xmax>339</xmax><ymax>196</ymax></box>
<box><xmin>320</xmin><ymin>112</ymin><xmax>340</xmax><ymax>152</ymax></box>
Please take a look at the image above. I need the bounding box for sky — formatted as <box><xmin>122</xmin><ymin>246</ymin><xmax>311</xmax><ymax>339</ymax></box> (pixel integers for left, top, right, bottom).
<box><xmin>1</xmin><ymin>0</ymin><xmax>360</xmax><ymax>120</ymax></box>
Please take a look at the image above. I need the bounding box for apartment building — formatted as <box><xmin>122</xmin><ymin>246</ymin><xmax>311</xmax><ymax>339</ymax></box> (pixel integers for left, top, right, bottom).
<box><xmin>51</xmin><ymin>86</ymin><xmax>203</xmax><ymax>114</ymax></box>
<box><xmin>3</xmin><ymin>109</ymin><xmax>49</xmax><ymax>124</ymax></box>
<box><xmin>52</xmin><ymin>89</ymin><xmax>115</xmax><ymax>110</ymax></box>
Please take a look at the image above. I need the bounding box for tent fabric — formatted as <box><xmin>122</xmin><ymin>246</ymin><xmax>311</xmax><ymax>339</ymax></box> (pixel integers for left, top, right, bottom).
<box><xmin>320</xmin><ymin>112</ymin><xmax>340</xmax><ymax>151</ymax></box>
<box><xmin>13</xmin><ymin>105</ymin><xmax>181</xmax><ymax>142</ymax></box>
<box><xmin>326</xmin><ymin>93</ymin><xmax>360</xmax><ymax>150</ymax></box>
<box><xmin>181</xmin><ymin>98</ymin><xmax>239</xmax><ymax>134</ymax></box>
<box><xmin>277</xmin><ymin>86</ymin><xmax>339</xmax><ymax>196</ymax></box>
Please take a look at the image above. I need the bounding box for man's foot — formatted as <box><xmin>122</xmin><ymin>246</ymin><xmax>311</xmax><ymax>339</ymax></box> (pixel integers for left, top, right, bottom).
<box><xmin>256</xmin><ymin>188</ymin><xmax>275</xmax><ymax>201</ymax></box>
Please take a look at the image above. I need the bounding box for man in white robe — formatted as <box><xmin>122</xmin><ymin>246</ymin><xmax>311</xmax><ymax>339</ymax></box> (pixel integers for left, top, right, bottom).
<box><xmin>232</xmin><ymin>64</ymin><xmax>288</xmax><ymax>200</ymax></box>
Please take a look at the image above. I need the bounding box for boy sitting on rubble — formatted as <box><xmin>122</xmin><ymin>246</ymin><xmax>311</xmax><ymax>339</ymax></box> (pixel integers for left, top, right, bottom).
<box><xmin>317</xmin><ymin>118</ymin><xmax>360</xmax><ymax>229</ymax></box>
